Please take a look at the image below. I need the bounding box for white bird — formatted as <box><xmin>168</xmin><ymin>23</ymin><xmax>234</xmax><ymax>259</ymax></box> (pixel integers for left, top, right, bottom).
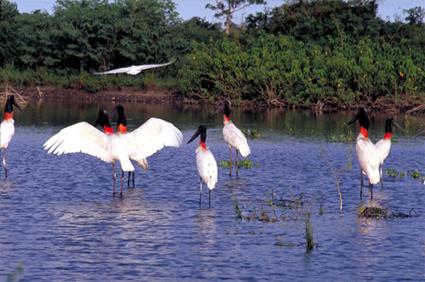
<box><xmin>113</xmin><ymin>105</ymin><xmax>148</xmax><ymax>188</ymax></box>
<box><xmin>94</xmin><ymin>60</ymin><xmax>175</xmax><ymax>76</ymax></box>
<box><xmin>222</xmin><ymin>101</ymin><xmax>250</xmax><ymax>176</ymax></box>
<box><xmin>347</xmin><ymin>107</ymin><xmax>380</xmax><ymax>199</ymax></box>
<box><xmin>43</xmin><ymin>109</ymin><xmax>183</xmax><ymax>196</ymax></box>
<box><xmin>187</xmin><ymin>125</ymin><xmax>218</xmax><ymax>208</ymax></box>
<box><xmin>0</xmin><ymin>95</ymin><xmax>21</xmax><ymax>178</ymax></box>
<box><xmin>374</xmin><ymin>118</ymin><xmax>394</xmax><ymax>189</ymax></box>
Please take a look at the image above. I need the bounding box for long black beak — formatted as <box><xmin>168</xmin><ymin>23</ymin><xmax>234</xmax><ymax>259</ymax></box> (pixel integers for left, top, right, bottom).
<box><xmin>346</xmin><ymin>114</ymin><xmax>358</xmax><ymax>125</ymax></box>
<box><xmin>187</xmin><ymin>128</ymin><xmax>201</xmax><ymax>144</ymax></box>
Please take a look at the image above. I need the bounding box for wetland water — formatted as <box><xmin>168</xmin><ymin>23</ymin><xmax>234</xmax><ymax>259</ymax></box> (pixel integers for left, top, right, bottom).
<box><xmin>0</xmin><ymin>100</ymin><xmax>424</xmax><ymax>281</ymax></box>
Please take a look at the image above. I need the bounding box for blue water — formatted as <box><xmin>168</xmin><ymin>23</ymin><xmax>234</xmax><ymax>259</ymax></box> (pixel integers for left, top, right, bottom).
<box><xmin>0</xmin><ymin>100</ymin><xmax>424</xmax><ymax>281</ymax></box>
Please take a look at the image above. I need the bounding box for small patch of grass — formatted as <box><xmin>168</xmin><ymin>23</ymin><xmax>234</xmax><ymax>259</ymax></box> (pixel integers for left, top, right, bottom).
<box><xmin>219</xmin><ymin>159</ymin><xmax>257</xmax><ymax>169</ymax></box>
<box><xmin>242</xmin><ymin>129</ymin><xmax>261</xmax><ymax>139</ymax></box>
<box><xmin>408</xmin><ymin>170</ymin><xmax>421</xmax><ymax>179</ymax></box>
<box><xmin>358</xmin><ymin>205</ymin><xmax>389</xmax><ymax>219</ymax></box>
<box><xmin>386</xmin><ymin>168</ymin><xmax>405</xmax><ymax>178</ymax></box>
<box><xmin>326</xmin><ymin>133</ymin><xmax>354</xmax><ymax>143</ymax></box>
<box><xmin>234</xmin><ymin>200</ymin><xmax>242</xmax><ymax>221</ymax></box>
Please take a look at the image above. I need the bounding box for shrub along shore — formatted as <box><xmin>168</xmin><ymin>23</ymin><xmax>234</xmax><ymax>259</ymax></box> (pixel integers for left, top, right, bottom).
<box><xmin>0</xmin><ymin>0</ymin><xmax>424</xmax><ymax>110</ymax></box>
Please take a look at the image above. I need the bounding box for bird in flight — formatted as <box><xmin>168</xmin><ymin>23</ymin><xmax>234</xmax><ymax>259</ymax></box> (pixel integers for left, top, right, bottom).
<box><xmin>94</xmin><ymin>60</ymin><xmax>175</xmax><ymax>76</ymax></box>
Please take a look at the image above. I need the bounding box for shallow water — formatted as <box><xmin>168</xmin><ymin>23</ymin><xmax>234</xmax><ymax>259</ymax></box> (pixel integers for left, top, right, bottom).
<box><xmin>0</xmin><ymin>100</ymin><xmax>424</xmax><ymax>281</ymax></box>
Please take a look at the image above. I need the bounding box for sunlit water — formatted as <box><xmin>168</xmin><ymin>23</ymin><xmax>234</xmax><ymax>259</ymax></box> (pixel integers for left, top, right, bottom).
<box><xmin>0</xmin><ymin>100</ymin><xmax>424</xmax><ymax>281</ymax></box>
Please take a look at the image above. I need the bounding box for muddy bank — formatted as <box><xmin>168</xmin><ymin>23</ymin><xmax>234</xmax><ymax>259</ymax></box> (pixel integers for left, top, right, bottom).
<box><xmin>10</xmin><ymin>85</ymin><xmax>425</xmax><ymax>113</ymax></box>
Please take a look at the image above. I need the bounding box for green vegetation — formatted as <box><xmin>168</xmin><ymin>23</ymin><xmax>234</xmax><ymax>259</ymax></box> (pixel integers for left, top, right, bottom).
<box><xmin>219</xmin><ymin>159</ymin><xmax>256</xmax><ymax>169</ymax></box>
<box><xmin>1</xmin><ymin>0</ymin><xmax>424</xmax><ymax>106</ymax></box>
<box><xmin>242</xmin><ymin>128</ymin><xmax>261</xmax><ymax>139</ymax></box>
<box><xmin>385</xmin><ymin>168</ymin><xmax>406</xmax><ymax>178</ymax></box>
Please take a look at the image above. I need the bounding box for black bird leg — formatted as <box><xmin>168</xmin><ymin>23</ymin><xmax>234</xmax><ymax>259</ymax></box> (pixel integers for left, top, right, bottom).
<box><xmin>360</xmin><ymin>169</ymin><xmax>363</xmax><ymax>199</ymax></box>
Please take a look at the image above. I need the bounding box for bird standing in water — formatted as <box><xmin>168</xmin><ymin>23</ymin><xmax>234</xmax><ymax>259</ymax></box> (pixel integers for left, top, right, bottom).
<box><xmin>222</xmin><ymin>101</ymin><xmax>250</xmax><ymax>176</ymax></box>
<box><xmin>0</xmin><ymin>95</ymin><xmax>21</xmax><ymax>178</ymax></box>
<box><xmin>187</xmin><ymin>125</ymin><xmax>218</xmax><ymax>208</ymax></box>
<box><xmin>113</xmin><ymin>105</ymin><xmax>148</xmax><ymax>188</ymax></box>
<box><xmin>44</xmin><ymin>109</ymin><xmax>183</xmax><ymax>196</ymax></box>
<box><xmin>375</xmin><ymin>118</ymin><xmax>403</xmax><ymax>188</ymax></box>
<box><xmin>347</xmin><ymin>108</ymin><xmax>380</xmax><ymax>199</ymax></box>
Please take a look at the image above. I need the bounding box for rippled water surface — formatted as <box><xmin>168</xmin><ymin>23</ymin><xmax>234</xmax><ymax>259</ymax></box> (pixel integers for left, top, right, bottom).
<box><xmin>0</xmin><ymin>100</ymin><xmax>424</xmax><ymax>281</ymax></box>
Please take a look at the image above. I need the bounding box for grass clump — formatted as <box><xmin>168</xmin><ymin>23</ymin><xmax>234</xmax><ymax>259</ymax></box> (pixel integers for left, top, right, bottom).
<box><xmin>358</xmin><ymin>205</ymin><xmax>389</xmax><ymax>219</ymax></box>
<box><xmin>386</xmin><ymin>168</ymin><xmax>405</xmax><ymax>178</ymax></box>
<box><xmin>242</xmin><ymin>129</ymin><xmax>261</xmax><ymax>139</ymax></box>
<box><xmin>219</xmin><ymin>159</ymin><xmax>256</xmax><ymax>169</ymax></box>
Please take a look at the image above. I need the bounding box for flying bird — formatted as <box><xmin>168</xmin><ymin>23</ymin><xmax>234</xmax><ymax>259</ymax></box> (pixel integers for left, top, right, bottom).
<box><xmin>94</xmin><ymin>60</ymin><xmax>175</xmax><ymax>76</ymax></box>
<box><xmin>347</xmin><ymin>107</ymin><xmax>380</xmax><ymax>199</ymax></box>
<box><xmin>222</xmin><ymin>100</ymin><xmax>250</xmax><ymax>176</ymax></box>
<box><xmin>0</xmin><ymin>95</ymin><xmax>21</xmax><ymax>178</ymax></box>
<box><xmin>43</xmin><ymin>109</ymin><xmax>183</xmax><ymax>196</ymax></box>
<box><xmin>187</xmin><ymin>125</ymin><xmax>218</xmax><ymax>208</ymax></box>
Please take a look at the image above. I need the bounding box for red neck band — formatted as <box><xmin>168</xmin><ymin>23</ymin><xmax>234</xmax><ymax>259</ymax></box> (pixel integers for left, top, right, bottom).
<box><xmin>118</xmin><ymin>124</ymin><xmax>127</xmax><ymax>134</ymax></box>
<box><xmin>360</xmin><ymin>127</ymin><xmax>368</xmax><ymax>138</ymax></box>
<box><xmin>199</xmin><ymin>141</ymin><xmax>207</xmax><ymax>150</ymax></box>
<box><xmin>383</xmin><ymin>132</ymin><xmax>393</xmax><ymax>140</ymax></box>
<box><xmin>3</xmin><ymin>112</ymin><xmax>13</xmax><ymax>120</ymax></box>
<box><xmin>224</xmin><ymin>115</ymin><xmax>230</xmax><ymax>123</ymax></box>
<box><xmin>104</xmin><ymin>126</ymin><xmax>114</xmax><ymax>135</ymax></box>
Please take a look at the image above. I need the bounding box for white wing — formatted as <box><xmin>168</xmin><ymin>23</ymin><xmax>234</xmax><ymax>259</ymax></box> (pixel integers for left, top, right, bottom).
<box><xmin>43</xmin><ymin>122</ymin><xmax>113</xmax><ymax>163</ymax></box>
<box><xmin>356</xmin><ymin>136</ymin><xmax>381</xmax><ymax>184</ymax></box>
<box><xmin>223</xmin><ymin>122</ymin><xmax>251</xmax><ymax>157</ymax></box>
<box><xmin>135</xmin><ymin>61</ymin><xmax>175</xmax><ymax>72</ymax></box>
<box><xmin>94</xmin><ymin>66</ymin><xmax>134</xmax><ymax>75</ymax></box>
<box><xmin>375</xmin><ymin>139</ymin><xmax>391</xmax><ymax>165</ymax></box>
<box><xmin>94</xmin><ymin>60</ymin><xmax>175</xmax><ymax>75</ymax></box>
<box><xmin>123</xmin><ymin>118</ymin><xmax>183</xmax><ymax>161</ymax></box>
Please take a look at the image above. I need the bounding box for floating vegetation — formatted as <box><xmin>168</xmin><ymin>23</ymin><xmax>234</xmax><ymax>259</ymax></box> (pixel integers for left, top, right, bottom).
<box><xmin>408</xmin><ymin>170</ymin><xmax>421</xmax><ymax>179</ymax></box>
<box><xmin>326</xmin><ymin>133</ymin><xmax>354</xmax><ymax>143</ymax></box>
<box><xmin>385</xmin><ymin>167</ymin><xmax>425</xmax><ymax>180</ymax></box>
<box><xmin>305</xmin><ymin>213</ymin><xmax>315</xmax><ymax>251</ymax></box>
<box><xmin>7</xmin><ymin>262</ymin><xmax>24</xmax><ymax>282</ymax></box>
<box><xmin>358</xmin><ymin>205</ymin><xmax>389</xmax><ymax>219</ymax></box>
<box><xmin>219</xmin><ymin>159</ymin><xmax>257</xmax><ymax>169</ymax></box>
<box><xmin>385</xmin><ymin>168</ymin><xmax>405</xmax><ymax>178</ymax></box>
<box><xmin>242</xmin><ymin>129</ymin><xmax>261</xmax><ymax>139</ymax></box>
<box><xmin>357</xmin><ymin>203</ymin><xmax>419</xmax><ymax>219</ymax></box>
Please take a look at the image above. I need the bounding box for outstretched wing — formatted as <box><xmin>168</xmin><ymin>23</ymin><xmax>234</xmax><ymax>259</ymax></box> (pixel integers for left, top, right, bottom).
<box><xmin>43</xmin><ymin>122</ymin><xmax>113</xmax><ymax>163</ymax></box>
<box><xmin>136</xmin><ymin>60</ymin><xmax>175</xmax><ymax>72</ymax></box>
<box><xmin>124</xmin><ymin>118</ymin><xmax>183</xmax><ymax>161</ymax></box>
<box><xmin>94</xmin><ymin>66</ymin><xmax>134</xmax><ymax>75</ymax></box>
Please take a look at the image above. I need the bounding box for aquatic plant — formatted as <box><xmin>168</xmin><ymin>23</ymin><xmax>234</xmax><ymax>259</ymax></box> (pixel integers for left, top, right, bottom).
<box><xmin>7</xmin><ymin>263</ymin><xmax>24</xmax><ymax>282</ymax></box>
<box><xmin>385</xmin><ymin>168</ymin><xmax>405</xmax><ymax>178</ymax></box>
<box><xmin>234</xmin><ymin>200</ymin><xmax>243</xmax><ymax>221</ymax></box>
<box><xmin>408</xmin><ymin>170</ymin><xmax>421</xmax><ymax>179</ymax></box>
<box><xmin>358</xmin><ymin>205</ymin><xmax>389</xmax><ymax>219</ymax></box>
<box><xmin>242</xmin><ymin>129</ymin><xmax>262</xmax><ymax>139</ymax></box>
<box><xmin>219</xmin><ymin>159</ymin><xmax>256</xmax><ymax>169</ymax></box>
<box><xmin>304</xmin><ymin>213</ymin><xmax>315</xmax><ymax>251</ymax></box>
<box><xmin>327</xmin><ymin>131</ymin><xmax>354</xmax><ymax>143</ymax></box>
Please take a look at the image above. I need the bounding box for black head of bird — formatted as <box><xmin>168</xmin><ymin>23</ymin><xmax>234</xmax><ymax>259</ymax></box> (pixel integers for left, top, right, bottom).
<box><xmin>384</xmin><ymin>118</ymin><xmax>393</xmax><ymax>133</ymax></box>
<box><xmin>4</xmin><ymin>95</ymin><xmax>21</xmax><ymax>113</ymax></box>
<box><xmin>347</xmin><ymin>107</ymin><xmax>369</xmax><ymax>130</ymax></box>
<box><xmin>187</xmin><ymin>125</ymin><xmax>207</xmax><ymax>144</ymax></box>
<box><xmin>95</xmin><ymin>109</ymin><xmax>111</xmax><ymax>128</ymax></box>
<box><xmin>114</xmin><ymin>105</ymin><xmax>127</xmax><ymax>126</ymax></box>
<box><xmin>224</xmin><ymin>100</ymin><xmax>231</xmax><ymax>118</ymax></box>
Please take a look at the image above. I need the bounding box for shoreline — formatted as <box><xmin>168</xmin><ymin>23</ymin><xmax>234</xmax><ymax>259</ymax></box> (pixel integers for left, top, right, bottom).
<box><xmin>6</xmin><ymin>85</ymin><xmax>425</xmax><ymax>114</ymax></box>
